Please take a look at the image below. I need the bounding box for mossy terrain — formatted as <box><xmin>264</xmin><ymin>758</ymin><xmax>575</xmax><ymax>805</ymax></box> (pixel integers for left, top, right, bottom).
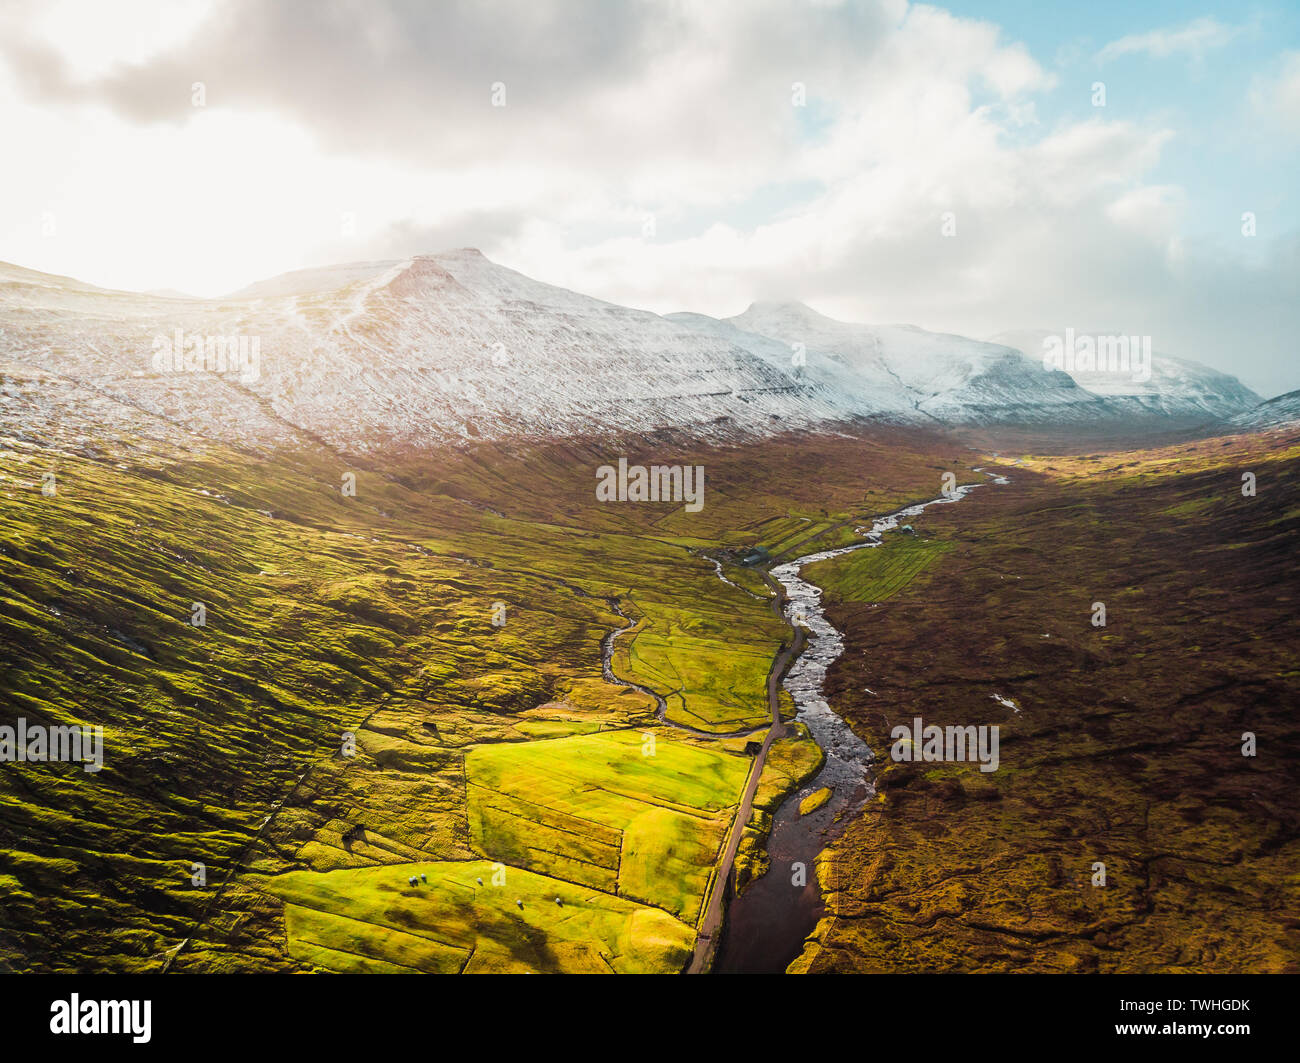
<box><xmin>799</xmin><ymin>788</ymin><xmax>832</xmax><ymax>816</ymax></box>
<box><xmin>793</xmin><ymin>426</ymin><xmax>1300</xmax><ymax>973</ymax></box>
<box><xmin>0</xmin><ymin>426</ymin><xmax>965</xmax><ymax>972</ymax></box>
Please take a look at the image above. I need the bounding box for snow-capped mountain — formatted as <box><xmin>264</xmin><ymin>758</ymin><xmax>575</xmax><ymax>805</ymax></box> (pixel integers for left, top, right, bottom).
<box><xmin>1</xmin><ymin>251</ymin><xmax>838</xmax><ymax>454</ymax></box>
<box><xmin>671</xmin><ymin>302</ymin><xmax>1102</xmax><ymax>425</ymax></box>
<box><xmin>0</xmin><ymin>250</ymin><xmax>1264</xmax><ymax>457</ymax></box>
<box><xmin>988</xmin><ymin>329</ymin><xmax>1259</xmax><ymax>424</ymax></box>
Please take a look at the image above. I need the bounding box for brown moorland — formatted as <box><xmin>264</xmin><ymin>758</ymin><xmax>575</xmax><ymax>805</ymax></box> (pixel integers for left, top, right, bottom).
<box><xmin>792</xmin><ymin>426</ymin><xmax>1300</xmax><ymax>973</ymax></box>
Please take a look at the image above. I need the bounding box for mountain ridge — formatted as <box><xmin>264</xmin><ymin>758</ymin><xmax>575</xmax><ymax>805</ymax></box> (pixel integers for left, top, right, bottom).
<box><xmin>0</xmin><ymin>249</ymin><xmax>1266</xmax><ymax>456</ymax></box>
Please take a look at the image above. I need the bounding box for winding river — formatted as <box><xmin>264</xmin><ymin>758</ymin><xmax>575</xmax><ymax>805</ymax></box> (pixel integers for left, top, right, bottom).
<box><xmin>715</xmin><ymin>471</ymin><xmax>1006</xmax><ymax>972</ymax></box>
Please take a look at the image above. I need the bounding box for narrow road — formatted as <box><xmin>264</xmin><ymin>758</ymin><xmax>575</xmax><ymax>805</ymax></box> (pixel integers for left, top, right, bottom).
<box><xmin>686</xmin><ymin>571</ymin><xmax>803</xmax><ymax>974</ymax></box>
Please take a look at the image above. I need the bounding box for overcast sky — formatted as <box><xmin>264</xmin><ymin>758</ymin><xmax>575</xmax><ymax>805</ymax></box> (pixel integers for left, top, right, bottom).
<box><xmin>1</xmin><ymin>0</ymin><xmax>1297</xmax><ymax>395</ymax></box>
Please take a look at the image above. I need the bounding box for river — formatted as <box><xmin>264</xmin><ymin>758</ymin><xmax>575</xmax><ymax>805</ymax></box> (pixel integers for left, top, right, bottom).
<box><xmin>715</xmin><ymin>472</ymin><xmax>1005</xmax><ymax>972</ymax></box>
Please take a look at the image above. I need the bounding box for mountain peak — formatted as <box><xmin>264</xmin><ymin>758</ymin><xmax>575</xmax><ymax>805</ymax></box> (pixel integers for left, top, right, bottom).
<box><xmin>730</xmin><ymin>300</ymin><xmax>840</xmax><ymax>330</ymax></box>
<box><xmin>741</xmin><ymin>299</ymin><xmax>819</xmax><ymax>316</ymax></box>
<box><xmin>427</xmin><ymin>247</ymin><xmax>488</xmax><ymax>261</ymax></box>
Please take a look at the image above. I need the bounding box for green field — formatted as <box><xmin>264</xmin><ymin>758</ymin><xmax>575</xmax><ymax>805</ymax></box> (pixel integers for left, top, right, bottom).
<box><xmin>264</xmin><ymin>859</ymin><xmax>694</xmax><ymax>973</ymax></box>
<box><xmin>616</xmin><ymin>596</ymin><xmax>781</xmax><ymax>733</ymax></box>
<box><xmin>466</xmin><ymin>728</ymin><xmax>750</xmax><ymax>922</ymax></box>
<box><xmin>802</xmin><ymin>536</ymin><xmax>953</xmax><ymax>604</ymax></box>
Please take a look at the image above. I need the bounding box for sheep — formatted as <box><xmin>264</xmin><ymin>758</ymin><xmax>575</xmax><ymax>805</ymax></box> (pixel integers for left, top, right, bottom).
<box><xmin>408</xmin><ymin>875</ymin><xmax>417</xmax><ymax>886</ymax></box>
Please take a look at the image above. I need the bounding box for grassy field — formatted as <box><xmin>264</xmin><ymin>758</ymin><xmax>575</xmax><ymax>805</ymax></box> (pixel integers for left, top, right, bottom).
<box><xmin>615</xmin><ymin>596</ymin><xmax>781</xmax><ymax>733</ymax></box>
<box><xmin>466</xmin><ymin>728</ymin><xmax>750</xmax><ymax>922</ymax></box>
<box><xmin>803</xmin><ymin>536</ymin><xmax>953</xmax><ymax>605</ymax></box>
<box><xmin>264</xmin><ymin>859</ymin><xmax>694</xmax><ymax>973</ymax></box>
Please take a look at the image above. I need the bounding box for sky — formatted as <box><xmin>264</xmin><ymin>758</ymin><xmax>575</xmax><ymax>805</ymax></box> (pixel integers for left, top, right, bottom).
<box><xmin>0</xmin><ymin>0</ymin><xmax>1296</xmax><ymax>396</ymax></box>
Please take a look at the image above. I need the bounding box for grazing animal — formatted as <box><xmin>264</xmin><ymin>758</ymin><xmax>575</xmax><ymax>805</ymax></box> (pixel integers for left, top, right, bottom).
<box><xmin>420</xmin><ymin>873</ymin><xmax>427</xmax><ymax>883</ymax></box>
<box><xmin>408</xmin><ymin>876</ymin><xmax>417</xmax><ymax>886</ymax></box>
<box><xmin>555</xmin><ymin>897</ymin><xmax>562</xmax><ymax>906</ymax></box>
<box><xmin>515</xmin><ymin>899</ymin><xmax>523</xmax><ymax>909</ymax></box>
<box><xmin>476</xmin><ymin>877</ymin><xmax>483</xmax><ymax>886</ymax></box>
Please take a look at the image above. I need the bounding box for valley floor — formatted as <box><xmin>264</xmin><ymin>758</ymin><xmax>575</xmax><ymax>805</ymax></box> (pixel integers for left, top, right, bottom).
<box><xmin>1</xmin><ymin>423</ymin><xmax>1294</xmax><ymax>973</ymax></box>
<box><xmin>0</xmin><ymin>427</ymin><xmax>956</xmax><ymax>972</ymax></box>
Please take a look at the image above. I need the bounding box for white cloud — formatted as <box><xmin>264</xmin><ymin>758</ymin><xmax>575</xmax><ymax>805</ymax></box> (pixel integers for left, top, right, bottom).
<box><xmin>0</xmin><ymin>0</ymin><xmax>1295</xmax><ymax>394</ymax></box>
<box><xmin>1251</xmin><ymin>49</ymin><xmax>1300</xmax><ymax>139</ymax></box>
<box><xmin>0</xmin><ymin>0</ymin><xmax>1063</xmax><ymax>296</ymax></box>
<box><xmin>1097</xmin><ymin>16</ymin><xmax>1242</xmax><ymax>64</ymax></box>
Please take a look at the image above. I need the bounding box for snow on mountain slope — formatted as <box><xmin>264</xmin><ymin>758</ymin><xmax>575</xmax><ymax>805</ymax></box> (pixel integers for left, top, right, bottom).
<box><xmin>0</xmin><ymin>250</ymin><xmax>845</xmax><ymax>454</ymax></box>
<box><xmin>1228</xmin><ymin>389</ymin><xmax>1300</xmax><ymax>431</ymax></box>
<box><xmin>988</xmin><ymin>329</ymin><xmax>1259</xmax><ymax>423</ymax></box>
<box><xmin>0</xmin><ymin>260</ymin><xmax>113</xmax><ymax>295</ymax></box>
<box><xmin>672</xmin><ymin>301</ymin><xmax>1105</xmax><ymax>424</ymax></box>
<box><xmin>0</xmin><ymin>250</ymin><xmax>1259</xmax><ymax>458</ymax></box>
<box><xmin>226</xmin><ymin>259</ymin><xmax>411</xmax><ymax>301</ymax></box>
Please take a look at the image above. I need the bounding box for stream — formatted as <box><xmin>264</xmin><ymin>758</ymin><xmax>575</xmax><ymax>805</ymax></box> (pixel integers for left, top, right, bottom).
<box><xmin>715</xmin><ymin>472</ymin><xmax>1005</xmax><ymax>972</ymax></box>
